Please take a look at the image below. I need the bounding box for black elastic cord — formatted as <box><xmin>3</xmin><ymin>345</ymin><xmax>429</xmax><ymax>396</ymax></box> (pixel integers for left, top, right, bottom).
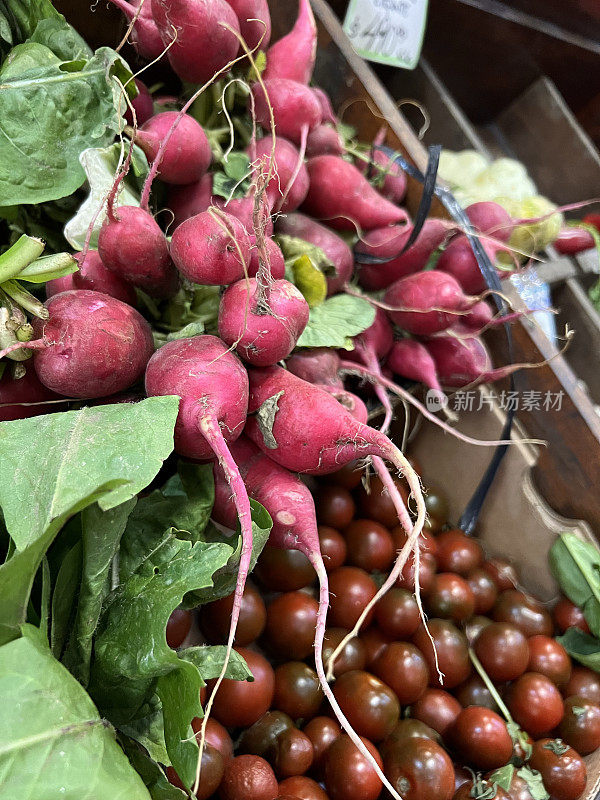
<box><xmin>374</xmin><ymin>145</ymin><xmax>517</xmax><ymax>536</ymax></box>
<box><xmin>354</xmin><ymin>145</ymin><xmax>441</xmax><ymax>265</ymax></box>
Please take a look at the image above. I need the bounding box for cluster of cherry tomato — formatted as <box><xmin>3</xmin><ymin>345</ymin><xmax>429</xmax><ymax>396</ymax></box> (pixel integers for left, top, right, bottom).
<box><xmin>164</xmin><ymin>460</ymin><xmax>600</xmax><ymax>800</ymax></box>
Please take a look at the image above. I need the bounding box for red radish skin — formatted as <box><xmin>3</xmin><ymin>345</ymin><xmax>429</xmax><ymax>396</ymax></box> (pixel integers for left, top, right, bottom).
<box><xmin>226</xmin><ymin>0</ymin><xmax>271</xmax><ymax>50</ymax></box>
<box><xmin>107</xmin><ymin>0</ymin><xmax>164</xmax><ymax>59</ymax></box>
<box><xmin>0</xmin><ymin>368</ymin><xmax>62</xmax><ymax>422</ymax></box>
<box><xmin>214</xmin><ymin>194</ymin><xmax>274</xmax><ymax>238</ymax></box>
<box><xmin>125</xmin><ymin>79</ymin><xmax>155</xmax><ymax>127</ymax></box>
<box><xmin>151</xmin><ymin>0</ymin><xmax>240</xmax><ymax>85</ymax></box>
<box><xmin>46</xmin><ymin>251</ymin><xmax>136</xmax><ymax>306</ymax></box>
<box><xmin>302</xmin><ymin>155</ymin><xmax>409</xmax><ymax>231</ymax></box>
<box><xmin>384</xmin><ymin>271</ymin><xmax>475</xmax><ymax>336</ymax></box>
<box><xmin>252</xmin><ymin>136</ymin><xmax>309</xmax><ymax>213</ymax></box>
<box><xmin>357</xmin><ymin>219</ymin><xmax>448</xmax><ymax>291</ymax></box>
<box><xmin>425</xmin><ymin>333</ymin><xmax>509</xmax><ymax>388</ymax></box>
<box><xmin>170</xmin><ymin>211</ymin><xmax>252</xmax><ymax>285</ymax></box>
<box><xmin>144</xmin><ymin>335</ymin><xmax>254</xmax><ymax>795</ymax></box>
<box><xmin>218</xmin><ymin>278</ymin><xmax>309</xmax><ymax>366</ymax></box>
<box><xmin>98</xmin><ymin>206</ymin><xmax>179</xmax><ymax>298</ymax></box>
<box><xmin>462</xmin><ymin>300</ymin><xmax>494</xmax><ymax>331</ymax></box>
<box><xmin>387</xmin><ymin>339</ymin><xmax>446</xmax><ymax>404</ymax></box>
<box><xmin>133</xmin><ymin>112</ymin><xmax>211</xmax><ymax>185</ymax></box>
<box><xmin>286</xmin><ymin>349</ymin><xmax>344</xmax><ymax>389</ymax></box>
<box><xmin>248</xmin><ymin>237</ymin><xmax>286</xmax><ymax>280</ymax></box>
<box><xmin>436</xmin><ymin>235</ymin><xmax>507</xmax><ymax>294</ymax></box>
<box><xmin>252</xmin><ymin>79</ymin><xmax>322</xmax><ymax>145</ymax></box>
<box><xmin>312</xmin><ymin>88</ymin><xmax>337</xmax><ymax>125</ymax></box>
<box><xmin>16</xmin><ymin>290</ymin><xmax>154</xmax><ymax>399</ymax></box>
<box><xmin>45</xmin><ymin>275</ymin><xmax>74</xmax><ymax>297</ymax></box>
<box><xmin>466</xmin><ymin>201</ymin><xmax>514</xmax><ymax>243</ymax></box>
<box><xmin>245</xmin><ymin>366</ymin><xmax>424</xmax><ymax>800</ymax></box>
<box><xmin>276</xmin><ymin>213</ymin><xmax>354</xmax><ymax>295</ymax></box>
<box><xmin>263</xmin><ymin>0</ymin><xmax>316</xmax><ymax>84</ymax></box>
<box><xmin>306</xmin><ymin>125</ymin><xmax>344</xmax><ymax>157</ymax></box>
<box><xmin>167</xmin><ymin>174</ymin><xmax>214</xmax><ymax>229</ymax></box>
<box><xmin>554</xmin><ymin>227</ymin><xmax>596</xmax><ymax>255</ymax></box>
<box><xmin>321</xmin><ymin>386</ymin><xmax>368</xmax><ymax>424</ymax></box>
<box><xmin>367</xmin><ymin>132</ymin><xmax>407</xmax><ymax>204</ymax></box>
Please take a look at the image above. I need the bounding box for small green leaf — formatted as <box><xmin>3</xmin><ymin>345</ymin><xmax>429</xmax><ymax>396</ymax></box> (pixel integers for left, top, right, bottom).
<box><xmin>276</xmin><ymin>234</ymin><xmax>336</xmax><ymax>276</ymax></box>
<box><xmin>179</xmin><ymin>645</ymin><xmax>252</xmax><ymax>684</ymax></box>
<box><xmin>556</xmin><ymin>627</ymin><xmax>600</xmax><ymax>672</ymax></box>
<box><xmin>223</xmin><ymin>151</ymin><xmax>251</xmax><ymax>182</ymax></box>
<box><xmin>292</xmin><ymin>254</ymin><xmax>328</xmax><ymax>308</ymax></box>
<box><xmin>549</xmin><ymin>533</ymin><xmax>600</xmax><ymax>637</ymax></box>
<box><xmin>488</xmin><ymin>764</ymin><xmax>514</xmax><ymax>791</ymax></box>
<box><xmin>50</xmin><ymin>540</ymin><xmax>81</xmax><ymax>659</ymax></box>
<box><xmin>297</xmin><ymin>293</ymin><xmax>376</xmax><ymax>349</ymax></box>
<box><xmin>516</xmin><ymin>766</ymin><xmax>549</xmax><ymax>800</ymax></box>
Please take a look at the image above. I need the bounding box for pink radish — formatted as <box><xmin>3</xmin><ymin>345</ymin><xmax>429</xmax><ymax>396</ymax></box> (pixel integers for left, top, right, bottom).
<box><xmin>554</xmin><ymin>227</ymin><xmax>595</xmax><ymax>255</ymax></box>
<box><xmin>47</xmin><ymin>250</ymin><xmax>136</xmax><ymax>306</ymax></box>
<box><xmin>107</xmin><ymin>0</ymin><xmax>164</xmax><ymax>60</ymax></box>
<box><xmin>213</xmin><ymin>194</ymin><xmax>274</xmax><ymax>237</ymax></box>
<box><xmin>170</xmin><ymin>210</ymin><xmax>252</xmax><ymax>285</ymax></box>
<box><xmin>98</xmin><ymin>206</ymin><xmax>179</xmax><ymax>298</ymax></box>
<box><xmin>384</xmin><ymin>271</ymin><xmax>476</xmax><ymax>336</ymax></box>
<box><xmin>461</xmin><ymin>300</ymin><xmax>494</xmax><ymax>331</ymax></box>
<box><xmin>357</xmin><ymin>219</ymin><xmax>448</xmax><ymax>290</ymax></box>
<box><xmin>0</xmin><ymin>367</ymin><xmax>62</xmax><ymax>422</ymax></box>
<box><xmin>252</xmin><ymin>136</ymin><xmax>309</xmax><ymax>213</ymax></box>
<box><xmin>144</xmin><ymin>335</ymin><xmax>254</xmax><ymax>793</ymax></box>
<box><xmin>0</xmin><ymin>290</ymin><xmax>155</xmax><ymax>399</ymax></box>
<box><xmin>276</xmin><ymin>213</ymin><xmax>353</xmax><ymax>295</ymax></box>
<box><xmin>226</xmin><ymin>0</ymin><xmax>271</xmax><ymax>50</ymax></box>
<box><xmin>466</xmin><ymin>201</ymin><xmax>514</xmax><ymax>243</ymax></box>
<box><xmin>218</xmin><ymin>278</ymin><xmax>309</xmax><ymax>365</ymax></box>
<box><xmin>151</xmin><ymin>0</ymin><xmax>241</xmax><ymax>85</ymax></box>
<box><xmin>167</xmin><ymin>174</ymin><xmax>214</xmax><ymax>229</ymax></box>
<box><xmin>424</xmin><ymin>331</ymin><xmax>523</xmax><ymax>387</ymax></box>
<box><xmin>302</xmin><ymin>155</ymin><xmax>409</xmax><ymax>231</ymax></box>
<box><xmin>306</xmin><ymin>124</ymin><xmax>344</xmax><ymax>157</ymax></box>
<box><xmin>436</xmin><ymin>234</ymin><xmax>507</xmax><ymax>294</ymax></box>
<box><xmin>263</xmin><ymin>0</ymin><xmax>316</xmax><ymax>84</ymax></box>
<box><xmin>132</xmin><ymin>112</ymin><xmax>211</xmax><ymax>185</ymax></box>
<box><xmin>252</xmin><ymin>79</ymin><xmax>322</xmax><ymax>144</ymax></box>
<box><xmin>387</xmin><ymin>339</ymin><xmax>446</xmax><ymax>402</ymax></box>
<box><xmin>248</xmin><ymin>237</ymin><xmax>285</xmax><ymax>280</ymax></box>
<box><xmin>320</xmin><ymin>385</ymin><xmax>368</xmax><ymax>423</ymax></box>
<box><xmin>286</xmin><ymin>348</ymin><xmax>343</xmax><ymax>389</ymax></box>
<box><xmin>125</xmin><ymin>79</ymin><xmax>154</xmax><ymax>127</ymax></box>
<box><xmin>367</xmin><ymin>129</ymin><xmax>407</xmax><ymax>204</ymax></box>
<box><xmin>312</xmin><ymin>88</ymin><xmax>337</xmax><ymax>125</ymax></box>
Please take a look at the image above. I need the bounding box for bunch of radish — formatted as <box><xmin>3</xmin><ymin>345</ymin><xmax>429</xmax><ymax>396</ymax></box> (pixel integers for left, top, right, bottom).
<box><xmin>0</xmin><ymin>1</ymin><xmax>564</xmax><ymax>796</ymax></box>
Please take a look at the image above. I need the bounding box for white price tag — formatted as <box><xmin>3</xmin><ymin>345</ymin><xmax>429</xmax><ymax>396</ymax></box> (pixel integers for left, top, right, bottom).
<box><xmin>342</xmin><ymin>0</ymin><xmax>429</xmax><ymax>70</ymax></box>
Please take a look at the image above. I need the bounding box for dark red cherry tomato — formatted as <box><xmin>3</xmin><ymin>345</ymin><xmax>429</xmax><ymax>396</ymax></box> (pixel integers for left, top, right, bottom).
<box><xmin>453</xmin><ymin>675</ymin><xmax>498</xmax><ymax>712</ymax></box>
<box><xmin>447</xmin><ymin>707</ymin><xmax>513</xmax><ymax>770</ymax></box>
<box><xmin>318</xmin><ymin>525</ymin><xmax>347</xmax><ymax>572</ymax></box>
<box><xmin>278</xmin><ymin>775</ymin><xmax>329</xmax><ymax>800</ymax></box>
<box><xmin>410</xmin><ymin>689</ymin><xmax>462</xmax><ymax>735</ymax></box>
<box><xmin>255</xmin><ymin>546</ymin><xmax>317</xmax><ymax>592</ymax></box>
<box><xmin>303</xmin><ymin>716</ymin><xmax>341</xmax><ymax>775</ymax></box>
<box><xmin>210</xmin><ymin>648</ymin><xmax>275</xmax><ymax>728</ymax></box>
<box><xmin>343</xmin><ymin>519</ymin><xmax>395</xmax><ymax>573</ymax></box>
<box><xmin>166</xmin><ymin>608</ymin><xmax>192</xmax><ymax>649</ymax></box>
<box><xmin>315</xmin><ymin>485</ymin><xmax>356</xmax><ymax>529</ymax></box>
<box><xmin>464</xmin><ymin>615</ymin><xmax>493</xmax><ymax>645</ymax></box>
<box><xmin>239</xmin><ymin>711</ymin><xmax>295</xmax><ymax>757</ymax></box>
<box><xmin>492</xmin><ymin>590</ymin><xmax>553</xmax><ymax>638</ymax></box>
<box><xmin>392</xmin><ymin>526</ymin><xmax>438</xmax><ymax>559</ymax></box>
<box><xmin>473</xmin><ymin>622</ymin><xmax>529</xmax><ymax>682</ymax></box>
<box><xmin>382</xmin><ymin>736</ymin><xmax>455</xmax><ymax>800</ymax></box>
<box><xmin>263</xmin><ymin>592</ymin><xmax>319</xmax><ymax>660</ymax></box>
<box><xmin>372</xmin><ymin>642</ymin><xmax>428</xmax><ymax>705</ymax></box>
<box><xmin>558</xmin><ymin>696</ymin><xmax>600</xmax><ymax>755</ymax></box>
<box><xmin>192</xmin><ymin>717</ymin><xmax>233</xmax><ymax>763</ymax></box>
<box><xmin>397</xmin><ymin>552</ymin><xmax>437</xmax><ymax>594</ymax></box>
<box><xmin>425</xmin><ymin>573</ymin><xmax>476</xmax><ymax>623</ymax></box>
<box><xmin>360</xmin><ymin>627</ymin><xmax>393</xmax><ymax>669</ymax></box>
<box><xmin>167</xmin><ymin>743</ymin><xmax>224</xmax><ymax>799</ymax></box>
<box><xmin>269</xmin><ymin>727</ymin><xmax>314</xmax><ymax>779</ymax></box>
<box><xmin>324</xmin><ymin>734</ymin><xmax>383</xmax><ymax>800</ymax></box>
<box><xmin>202</xmin><ymin>582</ymin><xmax>266</xmax><ymax>646</ymax></box>
<box><xmin>506</xmin><ymin>672</ymin><xmax>565</xmax><ymax>737</ymax></box>
<box><xmin>332</xmin><ymin>669</ymin><xmax>400</xmax><ymax>742</ymax></box>
<box><xmin>423</xmin><ymin>488</ymin><xmax>449</xmax><ymax>534</ymax></box>
<box><xmin>325</xmin><ymin>460</ymin><xmax>364</xmax><ymax>490</ymax></box>
<box><xmin>527</xmin><ymin>635</ymin><xmax>572</xmax><ymax>687</ymax></box>
<box><xmin>529</xmin><ymin>738</ymin><xmax>587</xmax><ymax>800</ymax></box>
<box><xmin>564</xmin><ymin>666</ymin><xmax>600</xmax><ymax>704</ymax></box>
<box><xmin>412</xmin><ymin>619</ymin><xmax>471</xmax><ymax>689</ymax></box>
<box><xmin>434</xmin><ymin>530</ymin><xmax>483</xmax><ymax>575</ymax></box>
<box><xmin>328</xmin><ymin>567</ymin><xmax>377</xmax><ymax>629</ymax></box>
<box><xmin>553</xmin><ymin>596</ymin><xmax>590</xmax><ymax>634</ymax></box>
<box><xmin>481</xmin><ymin>559</ymin><xmax>518</xmax><ymax>592</ymax></box>
<box><xmin>356</xmin><ymin>474</ymin><xmax>409</xmax><ymax>528</ymax></box>
<box><xmin>322</xmin><ymin>627</ymin><xmax>367</xmax><ymax>677</ymax></box>
<box><xmin>375</xmin><ymin>587</ymin><xmax>420</xmax><ymax>640</ymax></box>
<box><xmin>273</xmin><ymin>662</ymin><xmax>323</xmax><ymax>721</ymax></box>
<box><xmin>466</xmin><ymin>569</ymin><xmax>498</xmax><ymax>615</ymax></box>
<box><xmin>380</xmin><ymin>719</ymin><xmax>442</xmax><ymax>763</ymax></box>
<box><xmin>219</xmin><ymin>754</ymin><xmax>279</xmax><ymax>800</ymax></box>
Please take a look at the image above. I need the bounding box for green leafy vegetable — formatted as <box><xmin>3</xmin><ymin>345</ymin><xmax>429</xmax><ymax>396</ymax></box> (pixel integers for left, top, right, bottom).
<box><xmin>516</xmin><ymin>767</ymin><xmax>549</xmax><ymax>800</ymax></box>
<box><xmin>0</xmin><ymin>626</ymin><xmax>150</xmax><ymax>800</ymax></box>
<box><xmin>212</xmin><ymin>151</ymin><xmax>252</xmax><ymax>200</ymax></box>
<box><xmin>0</xmin><ymin>44</ymin><xmax>131</xmax><ymax>206</ymax></box>
<box><xmin>179</xmin><ymin>645</ymin><xmax>253</xmax><ymax>682</ymax></box>
<box><xmin>0</xmin><ymin>396</ymin><xmax>179</xmax><ymax>645</ymax></box>
<box><xmin>276</xmin><ymin>234</ymin><xmax>336</xmax><ymax>276</ymax></box>
<box><xmin>488</xmin><ymin>764</ymin><xmax>514</xmax><ymax>791</ymax></box>
<box><xmin>557</xmin><ymin>627</ymin><xmax>600</xmax><ymax>672</ymax></box>
<box><xmin>50</xmin><ymin>539</ymin><xmax>81</xmax><ymax>658</ymax></box>
<box><xmin>121</xmin><ymin>739</ymin><xmax>186</xmax><ymax>800</ymax></box>
<box><xmin>297</xmin><ymin>293</ymin><xmax>376</xmax><ymax>349</ymax></box>
<box><xmin>549</xmin><ymin>533</ymin><xmax>600</xmax><ymax>637</ymax></box>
